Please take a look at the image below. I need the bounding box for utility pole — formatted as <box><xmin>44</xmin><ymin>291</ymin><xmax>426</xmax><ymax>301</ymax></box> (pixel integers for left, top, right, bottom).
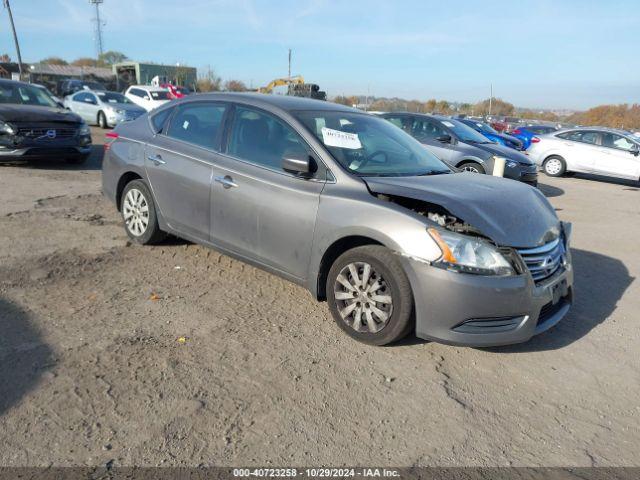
<box><xmin>488</xmin><ymin>83</ymin><xmax>493</xmax><ymax>116</ymax></box>
<box><xmin>90</xmin><ymin>0</ymin><xmax>105</xmax><ymax>58</ymax></box>
<box><xmin>3</xmin><ymin>0</ymin><xmax>23</xmax><ymax>79</ymax></box>
<box><xmin>288</xmin><ymin>48</ymin><xmax>291</xmax><ymax>80</ymax></box>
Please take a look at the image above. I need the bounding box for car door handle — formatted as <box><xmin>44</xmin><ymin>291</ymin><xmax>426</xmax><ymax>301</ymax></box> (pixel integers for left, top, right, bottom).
<box><xmin>147</xmin><ymin>154</ymin><xmax>166</xmax><ymax>166</ymax></box>
<box><xmin>214</xmin><ymin>175</ymin><xmax>238</xmax><ymax>189</ymax></box>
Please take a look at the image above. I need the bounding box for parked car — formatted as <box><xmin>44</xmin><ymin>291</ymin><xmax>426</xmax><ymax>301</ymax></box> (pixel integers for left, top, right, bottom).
<box><xmin>528</xmin><ymin>127</ymin><xmax>640</xmax><ymax>181</ymax></box>
<box><xmin>458</xmin><ymin>118</ymin><xmax>524</xmax><ymax>150</ymax></box>
<box><xmin>381</xmin><ymin>113</ymin><xmax>538</xmax><ymax>186</ymax></box>
<box><xmin>33</xmin><ymin>83</ymin><xmax>63</xmax><ymax>107</ymax></box>
<box><xmin>124</xmin><ymin>85</ymin><xmax>171</xmax><ymax>111</ymax></box>
<box><xmin>161</xmin><ymin>84</ymin><xmax>191</xmax><ymax>99</ymax></box>
<box><xmin>102</xmin><ymin>93</ymin><xmax>573</xmax><ymax>347</ymax></box>
<box><xmin>511</xmin><ymin>125</ymin><xmax>558</xmax><ymax>150</ymax></box>
<box><xmin>57</xmin><ymin>79</ymin><xmax>106</xmax><ymax>98</ymax></box>
<box><xmin>0</xmin><ymin>79</ymin><xmax>92</xmax><ymax>164</ymax></box>
<box><xmin>64</xmin><ymin>90</ymin><xmax>146</xmax><ymax>128</ymax></box>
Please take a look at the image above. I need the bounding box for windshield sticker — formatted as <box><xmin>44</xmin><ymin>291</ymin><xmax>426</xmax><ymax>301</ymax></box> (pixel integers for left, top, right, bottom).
<box><xmin>321</xmin><ymin>127</ymin><xmax>362</xmax><ymax>150</ymax></box>
<box><xmin>441</xmin><ymin>121</ymin><xmax>455</xmax><ymax>128</ymax></box>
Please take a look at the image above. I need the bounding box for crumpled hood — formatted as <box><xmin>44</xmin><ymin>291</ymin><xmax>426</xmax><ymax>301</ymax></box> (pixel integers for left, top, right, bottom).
<box><xmin>471</xmin><ymin>141</ymin><xmax>533</xmax><ymax>165</ymax></box>
<box><xmin>0</xmin><ymin>104</ymin><xmax>82</xmax><ymax>124</ymax></box>
<box><xmin>364</xmin><ymin>173</ymin><xmax>560</xmax><ymax>248</ymax></box>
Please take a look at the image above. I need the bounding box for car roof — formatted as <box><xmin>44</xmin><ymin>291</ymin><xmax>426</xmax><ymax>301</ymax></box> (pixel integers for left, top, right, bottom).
<box><xmin>183</xmin><ymin>92</ymin><xmax>358</xmax><ymax>114</ymax></box>
<box><xmin>128</xmin><ymin>85</ymin><xmax>168</xmax><ymax>91</ymax></box>
<box><xmin>554</xmin><ymin>126</ymin><xmax>633</xmax><ymax>136</ymax></box>
<box><xmin>0</xmin><ymin>78</ymin><xmax>39</xmax><ymax>88</ymax></box>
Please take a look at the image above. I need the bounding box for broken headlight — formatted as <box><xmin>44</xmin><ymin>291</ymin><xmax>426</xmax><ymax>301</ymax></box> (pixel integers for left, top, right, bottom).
<box><xmin>427</xmin><ymin>228</ymin><xmax>514</xmax><ymax>276</ymax></box>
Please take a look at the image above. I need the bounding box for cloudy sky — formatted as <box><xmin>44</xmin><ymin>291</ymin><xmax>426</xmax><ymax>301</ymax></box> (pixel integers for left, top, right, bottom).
<box><xmin>2</xmin><ymin>0</ymin><xmax>639</xmax><ymax>109</ymax></box>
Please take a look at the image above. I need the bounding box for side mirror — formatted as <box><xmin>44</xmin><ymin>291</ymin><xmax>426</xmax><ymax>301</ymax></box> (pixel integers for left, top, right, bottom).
<box><xmin>631</xmin><ymin>145</ymin><xmax>639</xmax><ymax>156</ymax></box>
<box><xmin>282</xmin><ymin>153</ymin><xmax>311</xmax><ymax>175</ymax></box>
<box><xmin>436</xmin><ymin>134</ymin><xmax>452</xmax><ymax>144</ymax></box>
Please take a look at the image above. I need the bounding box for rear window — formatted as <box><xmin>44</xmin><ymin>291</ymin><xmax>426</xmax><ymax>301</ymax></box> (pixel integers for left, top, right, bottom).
<box><xmin>150</xmin><ymin>91</ymin><xmax>170</xmax><ymax>100</ymax></box>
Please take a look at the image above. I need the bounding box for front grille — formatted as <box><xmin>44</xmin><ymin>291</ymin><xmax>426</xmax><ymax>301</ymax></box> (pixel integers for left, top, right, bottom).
<box><xmin>17</xmin><ymin>127</ymin><xmax>78</xmax><ymax>139</ymax></box>
<box><xmin>517</xmin><ymin>238</ymin><xmax>565</xmax><ymax>283</ymax></box>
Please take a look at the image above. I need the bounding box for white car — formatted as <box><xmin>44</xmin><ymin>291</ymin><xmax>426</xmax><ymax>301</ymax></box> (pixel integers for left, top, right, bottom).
<box><xmin>529</xmin><ymin>127</ymin><xmax>640</xmax><ymax>181</ymax></box>
<box><xmin>124</xmin><ymin>85</ymin><xmax>171</xmax><ymax>111</ymax></box>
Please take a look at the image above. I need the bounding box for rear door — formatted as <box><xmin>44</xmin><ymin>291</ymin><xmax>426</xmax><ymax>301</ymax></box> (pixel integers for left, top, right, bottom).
<box><xmin>594</xmin><ymin>132</ymin><xmax>640</xmax><ymax>179</ymax></box>
<box><xmin>144</xmin><ymin>101</ymin><xmax>229</xmax><ymax>242</ymax></box>
<box><xmin>210</xmin><ymin>105</ymin><xmax>325</xmax><ymax>280</ymax></box>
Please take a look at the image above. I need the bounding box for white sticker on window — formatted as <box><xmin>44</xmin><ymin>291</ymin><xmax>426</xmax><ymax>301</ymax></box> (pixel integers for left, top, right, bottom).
<box><xmin>321</xmin><ymin>127</ymin><xmax>362</xmax><ymax>150</ymax></box>
<box><xmin>441</xmin><ymin>121</ymin><xmax>455</xmax><ymax>128</ymax></box>
<box><xmin>182</xmin><ymin>120</ymin><xmax>190</xmax><ymax>130</ymax></box>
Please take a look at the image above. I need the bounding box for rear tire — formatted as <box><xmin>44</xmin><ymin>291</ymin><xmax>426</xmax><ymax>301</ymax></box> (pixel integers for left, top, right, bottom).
<box><xmin>460</xmin><ymin>161</ymin><xmax>485</xmax><ymax>174</ymax></box>
<box><xmin>327</xmin><ymin>245</ymin><xmax>414</xmax><ymax>346</ymax></box>
<box><xmin>120</xmin><ymin>179</ymin><xmax>167</xmax><ymax>245</ymax></box>
<box><xmin>98</xmin><ymin>111</ymin><xmax>108</xmax><ymax>129</ymax></box>
<box><xmin>543</xmin><ymin>156</ymin><xmax>566</xmax><ymax>177</ymax></box>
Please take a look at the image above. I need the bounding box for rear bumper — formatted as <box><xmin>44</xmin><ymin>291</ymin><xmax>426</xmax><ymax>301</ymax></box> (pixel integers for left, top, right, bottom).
<box><xmin>401</xmin><ymin>249</ymin><xmax>574</xmax><ymax>347</ymax></box>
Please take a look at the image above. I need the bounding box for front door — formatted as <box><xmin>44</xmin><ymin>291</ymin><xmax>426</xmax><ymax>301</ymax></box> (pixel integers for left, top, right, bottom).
<box><xmin>594</xmin><ymin>132</ymin><xmax>640</xmax><ymax>179</ymax></box>
<box><xmin>211</xmin><ymin>105</ymin><xmax>324</xmax><ymax>280</ymax></box>
<box><xmin>144</xmin><ymin>101</ymin><xmax>229</xmax><ymax>242</ymax></box>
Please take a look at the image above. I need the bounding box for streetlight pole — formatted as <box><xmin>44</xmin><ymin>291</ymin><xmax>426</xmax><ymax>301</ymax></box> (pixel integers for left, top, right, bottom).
<box><xmin>3</xmin><ymin>0</ymin><xmax>24</xmax><ymax>79</ymax></box>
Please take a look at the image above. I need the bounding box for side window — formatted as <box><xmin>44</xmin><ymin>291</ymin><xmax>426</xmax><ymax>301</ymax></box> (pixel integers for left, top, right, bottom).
<box><xmin>129</xmin><ymin>88</ymin><xmax>143</xmax><ymax>98</ymax></box>
<box><xmin>412</xmin><ymin>118</ymin><xmax>447</xmax><ymax>142</ymax></box>
<box><xmin>87</xmin><ymin>94</ymin><xmax>97</xmax><ymax>104</ymax></box>
<box><xmin>150</xmin><ymin>107</ymin><xmax>174</xmax><ymax>134</ymax></box>
<box><xmin>384</xmin><ymin>116</ymin><xmax>412</xmax><ymax>134</ymax></box>
<box><xmin>557</xmin><ymin>131</ymin><xmax>599</xmax><ymax>145</ymax></box>
<box><xmin>74</xmin><ymin>92</ymin><xmax>88</xmax><ymax>102</ymax></box>
<box><xmin>601</xmin><ymin>133</ymin><xmax>635</xmax><ymax>151</ymax></box>
<box><xmin>228</xmin><ymin>106</ymin><xmax>310</xmax><ymax>171</ymax></box>
<box><xmin>166</xmin><ymin>102</ymin><xmax>227</xmax><ymax>150</ymax></box>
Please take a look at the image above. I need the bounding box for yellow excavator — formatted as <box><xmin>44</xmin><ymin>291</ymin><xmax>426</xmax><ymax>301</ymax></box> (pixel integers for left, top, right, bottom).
<box><xmin>257</xmin><ymin>76</ymin><xmax>326</xmax><ymax>100</ymax></box>
<box><xmin>257</xmin><ymin>76</ymin><xmax>305</xmax><ymax>94</ymax></box>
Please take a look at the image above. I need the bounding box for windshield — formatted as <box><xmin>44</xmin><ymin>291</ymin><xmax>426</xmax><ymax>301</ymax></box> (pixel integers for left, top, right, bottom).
<box><xmin>97</xmin><ymin>92</ymin><xmax>132</xmax><ymax>104</ymax></box>
<box><xmin>0</xmin><ymin>82</ymin><xmax>58</xmax><ymax>108</ymax></box>
<box><xmin>474</xmin><ymin>121</ymin><xmax>499</xmax><ymax>135</ymax></box>
<box><xmin>150</xmin><ymin>91</ymin><xmax>170</xmax><ymax>100</ymax></box>
<box><xmin>441</xmin><ymin>118</ymin><xmax>493</xmax><ymax>143</ymax></box>
<box><xmin>294</xmin><ymin>110</ymin><xmax>451</xmax><ymax>177</ymax></box>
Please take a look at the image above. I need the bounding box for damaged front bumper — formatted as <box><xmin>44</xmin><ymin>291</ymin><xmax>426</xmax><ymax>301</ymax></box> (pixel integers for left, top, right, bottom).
<box><xmin>400</xmin><ymin>241</ymin><xmax>574</xmax><ymax>347</ymax></box>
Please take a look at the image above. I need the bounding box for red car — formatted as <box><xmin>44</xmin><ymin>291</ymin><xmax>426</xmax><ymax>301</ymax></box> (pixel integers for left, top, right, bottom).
<box><xmin>161</xmin><ymin>84</ymin><xmax>191</xmax><ymax>99</ymax></box>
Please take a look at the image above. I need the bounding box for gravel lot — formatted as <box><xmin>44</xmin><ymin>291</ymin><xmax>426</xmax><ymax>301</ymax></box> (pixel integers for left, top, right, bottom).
<box><xmin>1</xmin><ymin>128</ymin><xmax>639</xmax><ymax>467</ymax></box>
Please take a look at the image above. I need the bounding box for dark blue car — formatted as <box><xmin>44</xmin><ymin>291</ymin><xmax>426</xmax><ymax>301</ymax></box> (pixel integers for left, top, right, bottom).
<box><xmin>458</xmin><ymin>118</ymin><xmax>524</xmax><ymax>151</ymax></box>
<box><xmin>510</xmin><ymin>125</ymin><xmax>558</xmax><ymax>149</ymax></box>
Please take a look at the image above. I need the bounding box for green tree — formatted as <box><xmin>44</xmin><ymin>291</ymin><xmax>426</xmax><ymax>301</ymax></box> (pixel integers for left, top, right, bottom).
<box><xmin>40</xmin><ymin>56</ymin><xmax>68</xmax><ymax>65</ymax></box>
<box><xmin>97</xmin><ymin>51</ymin><xmax>128</xmax><ymax>66</ymax></box>
<box><xmin>71</xmin><ymin>57</ymin><xmax>98</xmax><ymax>67</ymax></box>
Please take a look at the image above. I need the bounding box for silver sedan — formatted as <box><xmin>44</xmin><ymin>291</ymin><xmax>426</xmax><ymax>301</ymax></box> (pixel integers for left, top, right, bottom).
<box><xmin>64</xmin><ymin>90</ymin><xmax>146</xmax><ymax>128</ymax></box>
<box><xmin>101</xmin><ymin>93</ymin><xmax>573</xmax><ymax>347</ymax></box>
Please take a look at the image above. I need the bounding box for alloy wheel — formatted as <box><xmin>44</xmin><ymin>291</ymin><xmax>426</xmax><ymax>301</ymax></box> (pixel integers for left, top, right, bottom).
<box><xmin>333</xmin><ymin>262</ymin><xmax>393</xmax><ymax>333</ymax></box>
<box><xmin>123</xmin><ymin>188</ymin><xmax>150</xmax><ymax>236</ymax></box>
<box><xmin>462</xmin><ymin>165</ymin><xmax>480</xmax><ymax>173</ymax></box>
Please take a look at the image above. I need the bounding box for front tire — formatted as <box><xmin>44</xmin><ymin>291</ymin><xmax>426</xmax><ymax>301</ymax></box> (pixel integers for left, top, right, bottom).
<box><xmin>543</xmin><ymin>156</ymin><xmax>566</xmax><ymax>177</ymax></box>
<box><xmin>98</xmin><ymin>111</ymin><xmax>108</xmax><ymax>129</ymax></box>
<box><xmin>460</xmin><ymin>161</ymin><xmax>485</xmax><ymax>174</ymax></box>
<box><xmin>327</xmin><ymin>245</ymin><xmax>414</xmax><ymax>346</ymax></box>
<box><xmin>120</xmin><ymin>180</ymin><xmax>166</xmax><ymax>244</ymax></box>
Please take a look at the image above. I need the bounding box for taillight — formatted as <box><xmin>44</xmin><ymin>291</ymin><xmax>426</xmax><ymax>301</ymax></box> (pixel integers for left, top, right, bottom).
<box><xmin>512</xmin><ymin>129</ymin><xmax>521</xmax><ymax>135</ymax></box>
<box><xmin>104</xmin><ymin>131</ymin><xmax>119</xmax><ymax>151</ymax></box>
<box><xmin>531</xmin><ymin>136</ymin><xmax>540</xmax><ymax>143</ymax></box>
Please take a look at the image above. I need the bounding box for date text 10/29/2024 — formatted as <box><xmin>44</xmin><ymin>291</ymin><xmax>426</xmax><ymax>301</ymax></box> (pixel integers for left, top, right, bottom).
<box><xmin>233</xmin><ymin>468</ymin><xmax>401</xmax><ymax>478</ymax></box>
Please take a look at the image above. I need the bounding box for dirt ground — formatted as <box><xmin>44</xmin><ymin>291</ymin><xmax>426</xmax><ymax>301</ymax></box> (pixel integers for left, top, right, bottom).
<box><xmin>1</xmin><ymin>128</ymin><xmax>639</xmax><ymax>467</ymax></box>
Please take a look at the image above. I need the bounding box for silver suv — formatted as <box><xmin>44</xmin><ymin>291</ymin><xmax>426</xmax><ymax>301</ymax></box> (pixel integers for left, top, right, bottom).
<box><xmin>102</xmin><ymin>93</ymin><xmax>573</xmax><ymax>347</ymax></box>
